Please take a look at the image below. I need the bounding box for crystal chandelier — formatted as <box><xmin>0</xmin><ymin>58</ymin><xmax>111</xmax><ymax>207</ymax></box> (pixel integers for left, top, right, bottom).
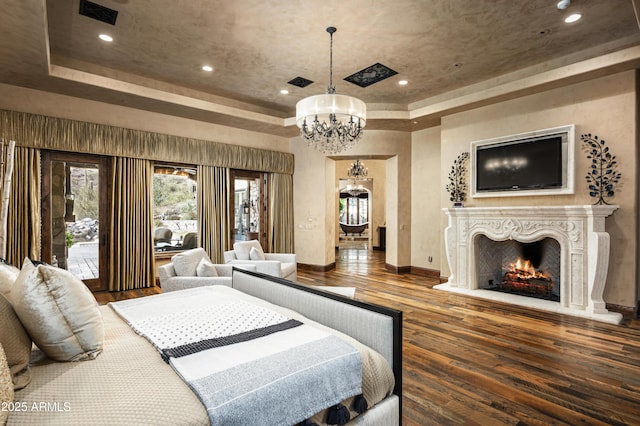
<box><xmin>347</xmin><ymin>159</ymin><xmax>368</xmax><ymax>180</ymax></box>
<box><xmin>346</xmin><ymin>159</ymin><xmax>368</xmax><ymax>197</ymax></box>
<box><xmin>296</xmin><ymin>27</ymin><xmax>366</xmax><ymax>154</ymax></box>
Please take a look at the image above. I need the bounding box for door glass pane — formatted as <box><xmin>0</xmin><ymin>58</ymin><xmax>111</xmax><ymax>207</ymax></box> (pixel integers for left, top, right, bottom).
<box><xmin>52</xmin><ymin>162</ymin><xmax>100</xmax><ymax>280</ymax></box>
<box><xmin>152</xmin><ymin>165</ymin><xmax>198</xmax><ymax>252</ymax></box>
<box><xmin>233</xmin><ymin>177</ymin><xmax>261</xmax><ymax>242</ymax></box>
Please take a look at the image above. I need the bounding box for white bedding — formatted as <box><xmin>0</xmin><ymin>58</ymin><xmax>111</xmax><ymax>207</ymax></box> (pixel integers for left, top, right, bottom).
<box><xmin>9</xmin><ymin>305</ymin><xmax>209</xmax><ymax>426</ymax></box>
<box><xmin>9</xmin><ymin>286</ymin><xmax>395</xmax><ymax>425</ymax></box>
<box><xmin>111</xmin><ymin>286</ymin><xmax>363</xmax><ymax>425</ymax></box>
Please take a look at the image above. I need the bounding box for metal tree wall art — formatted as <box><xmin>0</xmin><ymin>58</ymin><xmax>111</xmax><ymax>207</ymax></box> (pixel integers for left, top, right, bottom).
<box><xmin>446</xmin><ymin>152</ymin><xmax>469</xmax><ymax>206</ymax></box>
<box><xmin>580</xmin><ymin>133</ymin><xmax>622</xmax><ymax>205</ymax></box>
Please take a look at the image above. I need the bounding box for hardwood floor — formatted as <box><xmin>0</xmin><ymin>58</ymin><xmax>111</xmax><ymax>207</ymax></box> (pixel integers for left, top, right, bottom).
<box><xmin>95</xmin><ymin>248</ymin><xmax>640</xmax><ymax>425</ymax></box>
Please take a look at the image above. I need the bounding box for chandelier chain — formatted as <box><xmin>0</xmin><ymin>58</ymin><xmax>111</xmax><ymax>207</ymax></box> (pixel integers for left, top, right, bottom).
<box><xmin>328</xmin><ymin>26</ymin><xmax>335</xmax><ymax>94</ymax></box>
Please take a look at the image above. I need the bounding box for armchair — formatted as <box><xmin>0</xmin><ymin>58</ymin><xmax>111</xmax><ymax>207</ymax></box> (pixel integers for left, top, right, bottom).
<box><xmin>223</xmin><ymin>240</ymin><xmax>297</xmax><ymax>281</ymax></box>
<box><xmin>158</xmin><ymin>247</ymin><xmax>256</xmax><ymax>292</ymax></box>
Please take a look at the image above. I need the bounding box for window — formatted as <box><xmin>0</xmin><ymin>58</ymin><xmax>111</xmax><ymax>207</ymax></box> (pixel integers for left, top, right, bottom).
<box><xmin>340</xmin><ymin>195</ymin><xmax>368</xmax><ymax>225</ymax></box>
<box><xmin>153</xmin><ymin>165</ymin><xmax>197</xmax><ymax>252</ymax></box>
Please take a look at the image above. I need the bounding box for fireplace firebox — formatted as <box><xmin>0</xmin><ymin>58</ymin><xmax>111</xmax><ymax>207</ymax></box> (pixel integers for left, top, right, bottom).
<box><xmin>476</xmin><ymin>236</ymin><xmax>560</xmax><ymax>302</ymax></box>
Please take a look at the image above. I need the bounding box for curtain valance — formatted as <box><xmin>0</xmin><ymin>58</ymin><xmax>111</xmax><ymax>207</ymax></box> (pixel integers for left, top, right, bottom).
<box><xmin>0</xmin><ymin>109</ymin><xmax>294</xmax><ymax>174</ymax></box>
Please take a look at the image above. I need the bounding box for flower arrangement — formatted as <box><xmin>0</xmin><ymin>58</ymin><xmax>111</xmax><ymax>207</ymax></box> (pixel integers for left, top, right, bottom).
<box><xmin>446</xmin><ymin>152</ymin><xmax>470</xmax><ymax>206</ymax></box>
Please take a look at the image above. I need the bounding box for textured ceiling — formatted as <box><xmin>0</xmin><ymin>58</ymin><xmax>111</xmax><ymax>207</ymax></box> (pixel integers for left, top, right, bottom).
<box><xmin>1</xmin><ymin>0</ymin><xmax>640</xmax><ymax>136</ymax></box>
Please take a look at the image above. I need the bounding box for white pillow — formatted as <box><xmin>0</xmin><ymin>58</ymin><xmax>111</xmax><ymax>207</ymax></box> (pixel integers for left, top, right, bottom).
<box><xmin>249</xmin><ymin>246</ymin><xmax>266</xmax><ymax>261</ymax></box>
<box><xmin>171</xmin><ymin>248</ymin><xmax>209</xmax><ymax>276</ymax></box>
<box><xmin>0</xmin><ymin>260</ymin><xmax>19</xmax><ymax>299</ymax></box>
<box><xmin>233</xmin><ymin>240</ymin><xmax>263</xmax><ymax>260</ymax></box>
<box><xmin>12</xmin><ymin>259</ymin><xmax>104</xmax><ymax>362</ymax></box>
<box><xmin>196</xmin><ymin>258</ymin><xmax>218</xmax><ymax>277</ymax></box>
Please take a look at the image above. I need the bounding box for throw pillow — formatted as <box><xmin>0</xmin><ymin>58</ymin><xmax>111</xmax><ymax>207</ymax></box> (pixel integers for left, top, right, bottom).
<box><xmin>233</xmin><ymin>240</ymin><xmax>263</xmax><ymax>260</ymax></box>
<box><xmin>0</xmin><ymin>294</ymin><xmax>31</xmax><ymax>390</ymax></box>
<box><xmin>196</xmin><ymin>258</ymin><xmax>218</xmax><ymax>277</ymax></box>
<box><xmin>0</xmin><ymin>259</ymin><xmax>19</xmax><ymax>299</ymax></box>
<box><xmin>0</xmin><ymin>344</ymin><xmax>13</xmax><ymax>425</ymax></box>
<box><xmin>249</xmin><ymin>246</ymin><xmax>266</xmax><ymax>261</ymax></box>
<box><xmin>12</xmin><ymin>259</ymin><xmax>104</xmax><ymax>362</ymax></box>
<box><xmin>172</xmin><ymin>247</ymin><xmax>209</xmax><ymax>276</ymax></box>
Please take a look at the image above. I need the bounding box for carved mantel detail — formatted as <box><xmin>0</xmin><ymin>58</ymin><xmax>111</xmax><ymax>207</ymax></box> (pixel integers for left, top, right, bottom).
<box><xmin>438</xmin><ymin>205</ymin><xmax>621</xmax><ymax>324</ymax></box>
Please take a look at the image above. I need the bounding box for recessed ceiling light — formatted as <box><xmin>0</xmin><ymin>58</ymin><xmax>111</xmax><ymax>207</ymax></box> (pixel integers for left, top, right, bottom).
<box><xmin>201</xmin><ymin>65</ymin><xmax>213</xmax><ymax>72</ymax></box>
<box><xmin>98</xmin><ymin>34</ymin><xmax>113</xmax><ymax>42</ymax></box>
<box><xmin>280</xmin><ymin>89</ymin><xmax>289</xmax><ymax>95</ymax></box>
<box><xmin>398</xmin><ymin>80</ymin><xmax>408</xmax><ymax>86</ymax></box>
<box><xmin>565</xmin><ymin>13</ymin><xmax>582</xmax><ymax>23</ymax></box>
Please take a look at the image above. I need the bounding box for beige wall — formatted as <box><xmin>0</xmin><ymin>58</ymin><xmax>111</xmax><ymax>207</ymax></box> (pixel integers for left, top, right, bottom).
<box><xmin>439</xmin><ymin>71</ymin><xmax>638</xmax><ymax>308</ymax></box>
<box><xmin>411</xmin><ymin>126</ymin><xmax>442</xmax><ymax>271</ymax></box>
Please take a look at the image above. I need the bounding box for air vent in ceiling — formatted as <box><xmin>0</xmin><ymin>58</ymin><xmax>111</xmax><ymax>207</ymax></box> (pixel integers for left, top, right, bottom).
<box><xmin>344</xmin><ymin>63</ymin><xmax>398</xmax><ymax>88</ymax></box>
<box><xmin>288</xmin><ymin>76</ymin><xmax>314</xmax><ymax>88</ymax></box>
<box><xmin>79</xmin><ymin>0</ymin><xmax>119</xmax><ymax>25</ymax></box>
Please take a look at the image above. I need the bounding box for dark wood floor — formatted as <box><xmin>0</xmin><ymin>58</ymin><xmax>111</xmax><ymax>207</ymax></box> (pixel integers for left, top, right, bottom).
<box><xmin>95</xmin><ymin>248</ymin><xmax>640</xmax><ymax>425</ymax></box>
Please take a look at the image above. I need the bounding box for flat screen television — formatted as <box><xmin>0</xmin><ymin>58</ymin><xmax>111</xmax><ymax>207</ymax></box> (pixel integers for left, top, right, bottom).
<box><xmin>476</xmin><ymin>136</ymin><xmax>562</xmax><ymax>191</ymax></box>
<box><xmin>470</xmin><ymin>125</ymin><xmax>575</xmax><ymax>198</ymax></box>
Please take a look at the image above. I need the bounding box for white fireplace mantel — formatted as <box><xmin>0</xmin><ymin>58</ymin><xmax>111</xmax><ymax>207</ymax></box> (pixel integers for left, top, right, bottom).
<box><xmin>436</xmin><ymin>205</ymin><xmax>622</xmax><ymax>324</ymax></box>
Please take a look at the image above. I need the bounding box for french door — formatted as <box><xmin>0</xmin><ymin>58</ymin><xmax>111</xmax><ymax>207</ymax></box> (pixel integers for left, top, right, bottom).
<box><xmin>230</xmin><ymin>170</ymin><xmax>267</xmax><ymax>248</ymax></box>
<box><xmin>41</xmin><ymin>151</ymin><xmax>111</xmax><ymax>292</ymax></box>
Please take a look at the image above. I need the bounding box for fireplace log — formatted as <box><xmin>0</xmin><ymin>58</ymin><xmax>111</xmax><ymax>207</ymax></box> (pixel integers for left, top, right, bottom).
<box><xmin>501</xmin><ymin>277</ymin><xmax>554</xmax><ymax>295</ymax></box>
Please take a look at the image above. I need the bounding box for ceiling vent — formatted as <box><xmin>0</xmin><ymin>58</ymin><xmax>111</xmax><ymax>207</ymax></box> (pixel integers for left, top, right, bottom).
<box><xmin>344</xmin><ymin>63</ymin><xmax>398</xmax><ymax>88</ymax></box>
<box><xmin>79</xmin><ymin>0</ymin><xmax>118</xmax><ymax>25</ymax></box>
<box><xmin>288</xmin><ymin>76</ymin><xmax>314</xmax><ymax>88</ymax></box>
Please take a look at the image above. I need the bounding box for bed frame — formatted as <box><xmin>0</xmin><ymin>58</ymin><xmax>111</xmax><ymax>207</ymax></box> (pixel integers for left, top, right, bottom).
<box><xmin>231</xmin><ymin>268</ymin><xmax>403</xmax><ymax>424</ymax></box>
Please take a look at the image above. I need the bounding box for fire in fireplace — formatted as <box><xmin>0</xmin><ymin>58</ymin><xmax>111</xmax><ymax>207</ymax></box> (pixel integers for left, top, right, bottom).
<box><xmin>499</xmin><ymin>257</ymin><xmax>557</xmax><ymax>301</ymax></box>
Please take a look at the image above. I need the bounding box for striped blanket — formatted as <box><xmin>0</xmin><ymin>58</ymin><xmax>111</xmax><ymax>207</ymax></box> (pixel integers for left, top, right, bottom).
<box><xmin>110</xmin><ymin>286</ymin><xmax>362</xmax><ymax>425</ymax></box>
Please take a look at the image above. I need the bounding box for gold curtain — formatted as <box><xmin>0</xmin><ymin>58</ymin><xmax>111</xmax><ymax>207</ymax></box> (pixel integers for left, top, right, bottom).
<box><xmin>109</xmin><ymin>157</ymin><xmax>155</xmax><ymax>291</ymax></box>
<box><xmin>268</xmin><ymin>173</ymin><xmax>294</xmax><ymax>253</ymax></box>
<box><xmin>0</xmin><ymin>109</ymin><xmax>294</xmax><ymax>174</ymax></box>
<box><xmin>6</xmin><ymin>147</ymin><xmax>41</xmax><ymax>266</ymax></box>
<box><xmin>198</xmin><ymin>166</ymin><xmax>230</xmax><ymax>263</ymax></box>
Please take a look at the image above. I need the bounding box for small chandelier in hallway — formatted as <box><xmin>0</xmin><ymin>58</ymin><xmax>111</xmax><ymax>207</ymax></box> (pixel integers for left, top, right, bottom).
<box><xmin>346</xmin><ymin>159</ymin><xmax>368</xmax><ymax>197</ymax></box>
<box><xmin>347</xmin><ymin>159</ymin><xmax>368</xmax><ymax>180</ymax></box>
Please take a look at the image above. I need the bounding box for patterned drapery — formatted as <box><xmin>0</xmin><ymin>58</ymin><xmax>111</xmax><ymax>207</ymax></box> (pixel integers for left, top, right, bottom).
<box><xmin>109</xmin><ymin>157</ymin><xmax>155</xmax><ymax>291</ymax></box>
<box><xmin>198</xmin><ymin>166</ymin><xmax>231</xmax><ymax>263</ymax></box>
<box><xmin>6</xmin><ymin>147</ymin><xmax>41</xmax><ymax>266</ymax></box>
<box><xmin>0</xmin><ymin>109</ymin><xmax>294</xmax><ymax>174</ymax></box>
<box><xmin>268</xmin><ymin>173</ymin><xmax>294</xmax><ymax>253</ymax></box>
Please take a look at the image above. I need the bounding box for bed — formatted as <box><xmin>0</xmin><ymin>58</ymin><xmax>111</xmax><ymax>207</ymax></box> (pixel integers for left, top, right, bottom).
<box><xmin>2</xmin><ymin>266</ymin><xmax>402</xmax><ymax>425</ymax></box>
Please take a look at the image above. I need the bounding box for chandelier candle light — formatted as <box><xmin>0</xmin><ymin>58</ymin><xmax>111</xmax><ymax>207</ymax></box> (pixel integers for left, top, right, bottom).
<box><xmin>296</xmin><ymin>27</ymin><xmax>367</xmax><ymax>154</ymax></box>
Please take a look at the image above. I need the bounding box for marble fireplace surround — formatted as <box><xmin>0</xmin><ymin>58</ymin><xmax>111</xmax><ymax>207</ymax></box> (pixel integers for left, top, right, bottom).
<box><xmin>436</xmin><ymin>205</ymin><xmax>622</xmax><ymax>324</ymax></box>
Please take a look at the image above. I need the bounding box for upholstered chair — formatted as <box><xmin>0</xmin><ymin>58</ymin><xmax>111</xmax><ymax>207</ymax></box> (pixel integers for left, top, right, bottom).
<box><xmin>158</xmin><ymin>247</ymin><xmax>256</xmax><ymax>292</ymax></box>
<box><xmin>223</xmin><ymin>240</ymin><xmax>296</xmax><ymax>281</ymax></box>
